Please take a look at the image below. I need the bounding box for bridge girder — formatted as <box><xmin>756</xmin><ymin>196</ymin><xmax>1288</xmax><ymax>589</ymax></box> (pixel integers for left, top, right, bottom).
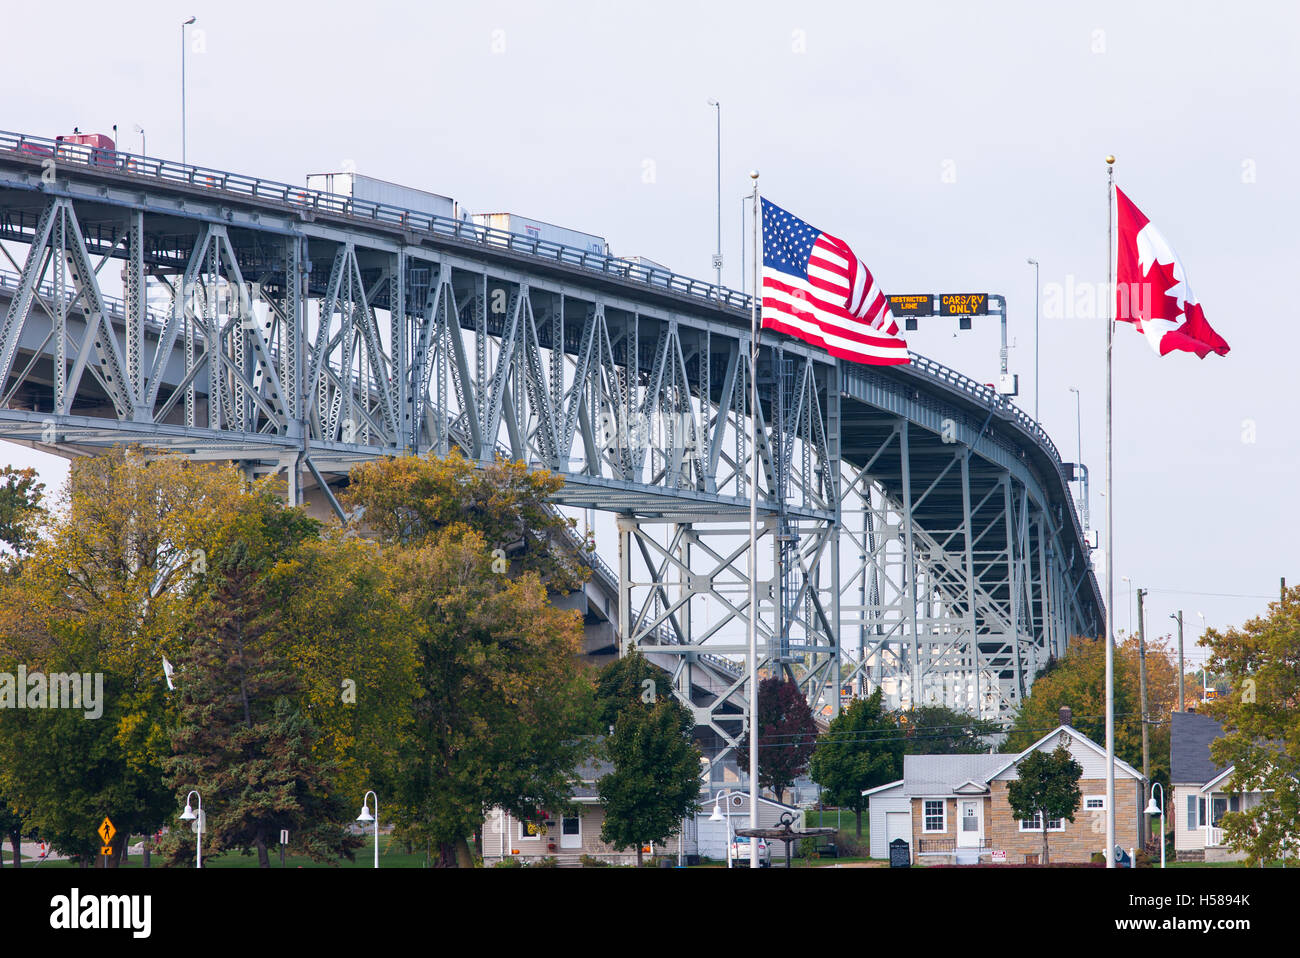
<box><xmin>0</xmin><ymin>149</ymin><xmax>1102</xmax><ymax>779</ymax></box>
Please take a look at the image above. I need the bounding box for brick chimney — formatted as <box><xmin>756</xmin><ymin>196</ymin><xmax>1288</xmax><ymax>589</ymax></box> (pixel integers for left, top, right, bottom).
<box><xmin>1058</xmin><ymin>705</ymin><xmax>1073</xmax><ymax>728</ymax></box>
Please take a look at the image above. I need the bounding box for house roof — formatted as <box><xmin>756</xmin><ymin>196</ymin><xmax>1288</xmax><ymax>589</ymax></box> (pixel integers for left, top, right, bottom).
<box><xmin>984</xmin><ymin>725</ymin><xmax>1143</xmax><ymax>783</ymax></box>
<box><xmin>901</xmin><ymin>754</ymin><xmax>1007</xmax><ymax>796</ymax></box>
<box><xmin>571</xmin><ymin>756</ymin><xmax>615</xmax><ymax>799</ymax></box>
<box><xmin>862</xmin><ymin>779</ymin><xmax>904</xmax><ymax>797</ymax></box>
<box><xmin>1170</xmin><ymin>711</ymin><xmax>1230</xmax><ymax>785</ymax></box>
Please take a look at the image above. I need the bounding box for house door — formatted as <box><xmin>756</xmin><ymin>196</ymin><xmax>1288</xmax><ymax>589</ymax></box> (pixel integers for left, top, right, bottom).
<box><xmin>560</xmin><ymin>814</ymin><xmax>582</xmax><ymax>849</ymax></box>
<box><xmin>956</xmin><ymin>800</ymin><xmax>983</xmax><ymax>847</ymax></box>
<box><xmin>886</xmin><ymin>812</ymin><xmax>910</xmax><ymax>849</ymax></box>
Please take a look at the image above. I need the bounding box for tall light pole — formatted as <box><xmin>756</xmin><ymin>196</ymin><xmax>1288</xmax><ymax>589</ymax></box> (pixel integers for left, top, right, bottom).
<box><xmin>356</xmin><ymin>790</ymin><xmax>379</xmax><ymax>868</ymax></box>
<box><xmin>708</xmin><ymin>99</ymin><xmax>722</xmax><ymax>288</ymax></box>
<box><xmin>181</xmin><ymin>16</ymin><xmax>197</xmax><ymax>166</ymax></box>
<box><xmin>133</xmin><ymin>124</ymin><xmax>146</xmax><ymax>158</ymax></box>
<box><xmin>1068</xmin><ymin>385</ymin><xmax>1083</xmax><ymax>526</ymax></box>
<box><xmin>179</xmin><ymin>790</ymin><xmax>203</xmax><ymax>868</ymax></box>
<box><xmin>1121</xmin><ymin>575</ymin><xmax>1132</xmax><ymax>636</ymax></box>
<box><xmin>746</xmin><ymin>168</ymin><xmax>760</xmax><ymax>870</ymax></box>
<box><xmin>1027</xmin><ymin>258</ymin><xmax>1039</xmax><ymax>420</ymax></box>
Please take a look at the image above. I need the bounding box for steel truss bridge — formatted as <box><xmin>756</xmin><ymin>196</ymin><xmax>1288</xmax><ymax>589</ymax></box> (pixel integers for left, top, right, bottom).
<box><xmin>0</xmin><ymin>130</ymin><xmax>1101</xmax><ymax>777</ymax></box>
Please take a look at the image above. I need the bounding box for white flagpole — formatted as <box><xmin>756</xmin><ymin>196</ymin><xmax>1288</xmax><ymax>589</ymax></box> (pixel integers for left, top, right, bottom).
<box><xmin>1105</xmin><ymin>154</ymin><xmax>1116</xmax><ymax>867</ymax></box>
<box><xmin>747</xmin><ymin>170</ymin><xmax>760</xmax><ymax>869</ymax></box>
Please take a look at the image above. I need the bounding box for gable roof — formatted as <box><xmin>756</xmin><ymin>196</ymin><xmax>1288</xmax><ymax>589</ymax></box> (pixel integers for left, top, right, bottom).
<box><xmin>862</xmin><ymin>779</ymin><xmax>905</xmax><ymax>797</ymax></box>
<box><xmin>901</xmin><ymin>754</ymin><xmax>1006</xmax><ymax>796</ymax></box>
<box><xmin>1170</xmin><ymin>711</ymin><xmax>1230</xmax><ymax>785</ymax></box>
<box><xmin>985</xmin><ymin>725</ymin><xmax>1143</xmax><ymax>782</ymax></box>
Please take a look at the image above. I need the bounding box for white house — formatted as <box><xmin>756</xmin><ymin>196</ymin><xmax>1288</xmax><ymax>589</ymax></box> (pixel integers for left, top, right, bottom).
<box><xmin>1170</xmin><ymin>710</ymin><xmax>1277</xmax><ymax>863</ymax></box>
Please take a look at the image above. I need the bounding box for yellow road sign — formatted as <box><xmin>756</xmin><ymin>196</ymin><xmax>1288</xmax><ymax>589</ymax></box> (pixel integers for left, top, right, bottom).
<box><xmin>97</xmin><ymin>817</ymin><xmax>115</xmax><ymax>845</ymax></box>
<box><xmin>101</xmin><ymin>845</ymin><xmax>114</xmax><ymax>856</ymax></box>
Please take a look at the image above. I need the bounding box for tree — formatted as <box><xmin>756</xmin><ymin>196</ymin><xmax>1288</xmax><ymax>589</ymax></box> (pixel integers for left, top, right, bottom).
<box><xmin>596</xmin><ymin>651</ymin><xmax>701</xmax><ymax>865</ymax></box>
<box><xmin>899</xmin><ymin>705</ymin><xmax>1000</xmax><ymax>755</ymax></box>
<box><xmin>0</xmin><ymin>465</ymin><xmax>44</xmax><ymax>561</ymax></box>
<box><xmin>163</xmin><ymin>493</ymin><xmax>361</xmax><ymax>868</ymax></box>
<box><xmin>808</xmin><ymin>688</ymin><xmax>903</xmax><ymax>836</ymax></box>
<box><xmin>343</xmin><ymin>452</ymin><xmax>597</xmax><ymax>867</ymax></box>
<box><xmin>344</xmin><ymin>451</ymin><xmax>586</xmax><ymax>590</ymax></box>
<box><xmin>735</xmin><ymin>677</ymin><xmax>818</xmax><ymax>801</ymax></box>
<box><xmin>0</xmin><ymin>464</ymin><xmax>42</xmax><ymax>866</ymax></box>
<box><xmin>0</xmin><ymin>449</ymin><xmax>246</xmax><ymax>866</ymax></box>
<box><xmin>381</xmin><ymin>529</ymin><xmax>592</xmax><ymax>867</ymax></box>
<box><xmin>1005</xmin><ymin>743</ymin><xmax>1083</xmax><ymax>865</ymax></box>
<box><xmin>1203</xmin><ymin>587</ymin><xmax>1300</xmax><ymax>865</ymax></box>
<box><xmin>1004</xmin><ymin>639</ymin><xmax>1144</xmax><ymax>770</ymax></box>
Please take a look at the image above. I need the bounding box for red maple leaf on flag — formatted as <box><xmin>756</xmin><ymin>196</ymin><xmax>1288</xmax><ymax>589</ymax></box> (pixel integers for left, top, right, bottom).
<box><xmin>1133</xmin><ymin>258</ymin><xmax>1184</xmax><ymax>325</ymax></box>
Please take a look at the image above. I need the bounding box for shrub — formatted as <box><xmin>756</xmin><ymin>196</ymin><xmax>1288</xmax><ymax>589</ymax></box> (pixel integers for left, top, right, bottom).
<box><xmin>493</xmin><ymin>857</ymin><xmax>524</xmax><ymax>868</ymax></box>
<box><xmin>579</xmin><ymin>854</ymin><xmax>611</xmax><ymax>867</ymax></box>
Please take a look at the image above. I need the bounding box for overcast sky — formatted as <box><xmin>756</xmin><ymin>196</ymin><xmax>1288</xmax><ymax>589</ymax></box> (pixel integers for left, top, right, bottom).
<box><xmin>4</xmin><ymin>0</ymin><xmax>1297</xmax><ymax>665</ymax></box>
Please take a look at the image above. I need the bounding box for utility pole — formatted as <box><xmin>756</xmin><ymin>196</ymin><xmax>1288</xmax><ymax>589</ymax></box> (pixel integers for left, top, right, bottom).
<box><xmin>1171</xmin><ymin>610</ymin><xmax>1184</xmax><ymax>712</ymax></box>
<box><xmin>1136</xmin><ymin>587</ymin><xmax>1149</xmax><ymax>850</ymax></box>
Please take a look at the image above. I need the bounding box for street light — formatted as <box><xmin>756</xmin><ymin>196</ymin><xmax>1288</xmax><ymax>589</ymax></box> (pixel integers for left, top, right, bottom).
<box><xmin>181</xmin><ymin>16</ymin><xmax>197</xmax><ymax>166</ymax></box>
<box><xmin>356</xmin><ymin>790</ymin><xmax>379</xmax><ymax>869</ymax></box>
<box><xmin>1121</xmin><ymin>576</ymin><xmax>1133</xmax><ymax>636</ymax></box>
<box><xmin>132</xmin><ymin>124</ymin><xmax>146</xmax><ymax>158</ymax></box>
<box><xmin>1027</xmin><ymin>258</ymin><xmax>1039</xmax><ymax>421</ymax></box>
<box><xmin>1144</xmin><ymin>782</ymin><xmax>1166</xmax><ymax>869</ymax></box>
<box><xmin>179</xmin><ymin>790</ymin><xmax>203</xmax><ymax>868</ymax></box>
<box><xmin>708</xmin><ymin>790</ymin><xmax>741</xmax><ymax>869</ymax></box>
<box><xmin>707</xmin><ymin>99</ymin><xmax>722</xmax><ymax>287</ymax></box>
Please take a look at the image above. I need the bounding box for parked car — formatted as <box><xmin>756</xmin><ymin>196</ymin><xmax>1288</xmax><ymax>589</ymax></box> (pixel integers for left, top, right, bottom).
<box><xmin>728</xmin><ymin>836</ymin><xmax>771</xmax><ymax>866</ymax></box>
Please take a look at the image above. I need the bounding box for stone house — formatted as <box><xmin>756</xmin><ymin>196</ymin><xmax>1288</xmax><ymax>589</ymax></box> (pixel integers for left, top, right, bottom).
<box><xmin>865</xmin><ymin>707</ymin><xmax>1145</xmax><ymax>865</ymax></box>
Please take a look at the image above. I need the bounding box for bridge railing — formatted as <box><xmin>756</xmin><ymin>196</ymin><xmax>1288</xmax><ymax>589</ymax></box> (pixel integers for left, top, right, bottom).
<box><xmin>0</xmin><ymin>129</ymin><xmax>751</xmax><ymax>311</ymax></box>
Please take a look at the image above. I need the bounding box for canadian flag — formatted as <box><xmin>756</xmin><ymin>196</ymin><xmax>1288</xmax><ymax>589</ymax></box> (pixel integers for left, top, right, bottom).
<box><xmin>1113</xmin><ymin>185</ymin><xmax>1230</xmax><ymax>358</ymax></box>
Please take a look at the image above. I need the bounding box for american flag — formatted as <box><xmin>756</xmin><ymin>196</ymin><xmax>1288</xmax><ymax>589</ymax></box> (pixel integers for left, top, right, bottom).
<box><xmin>759</xmin><ymin>198</ymin><xmax>909</xmax><ymax>365</ymax></box>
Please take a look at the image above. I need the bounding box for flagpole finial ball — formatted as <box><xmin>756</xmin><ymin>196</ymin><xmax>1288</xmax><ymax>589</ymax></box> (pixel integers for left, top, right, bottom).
<box><xmin>1105</xmin><ymin>155</ymin><xmax>1116</xmax><ymax>165</ymax></box>
<box><xmin>749</xmin><ymin>170</ymin><xmax>759</xmax><ymax>180</ymax></box>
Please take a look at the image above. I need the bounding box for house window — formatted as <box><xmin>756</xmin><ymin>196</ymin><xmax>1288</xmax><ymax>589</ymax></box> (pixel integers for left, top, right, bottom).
<box><xmin>1018</xmin><ymin>811</ymin><xmax>1064</xmax><ymax>832</ymax></box>
<box><xmin>1187</xmin><ymin>795</ymin><xmax>1198</xmax><ymax>830</ymax></box>
<box><xmin>923</xmin><ymin>800</ymin><xmax>946</xmax><ymax>832</ymax></box>
<box><xmin>519</xmin><ymin>818</ymin><xmax>547</xmax><ymax>841</ymax></box>
<box><xmin>1211</xmin><ymin>797</ymin><xmax>1228</xmax><ymax>827</ymax></box>
<box><xmin>1083</xmin><ymin>796</ymin><xmax>1106</xmax><ymax>811</ymax></box>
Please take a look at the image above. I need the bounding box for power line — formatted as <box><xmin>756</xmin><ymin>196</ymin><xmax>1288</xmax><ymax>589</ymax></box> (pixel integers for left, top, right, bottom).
<box><xmin>1143</xmin><ymin>588</ymin><xmax>1276</xmax><ymax>601</ymax></box>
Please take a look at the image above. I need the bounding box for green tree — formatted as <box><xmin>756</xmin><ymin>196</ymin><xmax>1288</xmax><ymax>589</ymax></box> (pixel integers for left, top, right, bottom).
<box><xmin>0</xmin><ymin>464</ymin><xmax>42</xmax><ymax>866</ymax></box>
<box><xmin>808</xmin><ymin>689</ymin><xmax>902</xmax><ymax>837</ymax></box>
<box><xmin>1005</xmin><ymin>743</ymin><xmax>1083</xmax><ymax>865</ymax></box>
<box><xmin>382</xmin><ymin>529</ymin><xmax>592</xmax><ymax>867</ymax></box>
<box><xmin>344</xmin><ymin>452</ymin><xmax>597</xmax><ymax>867</ymax></box>
<box><xmin>736</xmin><ymin>676</ymin><xmax>818</xmax><ymax>801</ymax></box>
<box><xmin>1204</xmin><ymin>587</ymin><xmax>1300</xmax><ymax>866</ymax></box>
<box><xmin>0</xmin><ymin>465</ymin><xmax>44</xmax><ymax>561</ymax></box>
<box><xmin>899</xmin><ymin>705</ymin><xmax>1000</xmax><ymax>754</ymax></box>
<box><xmin>163</xmin><ymin>492</ymin><xmax>361</xmax><ymax>868</ymax></box>
<box><xmin>596</xmin><ymin>652</ymin><xmax>701</xmax><ymax>865</ymax></box>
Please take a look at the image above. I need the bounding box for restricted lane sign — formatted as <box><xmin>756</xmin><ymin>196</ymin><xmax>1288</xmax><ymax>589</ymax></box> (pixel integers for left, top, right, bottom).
<box><xmin>888</xmin><ymin>294</ymin><xmax>934</xmax><ymax>317</ymax></box>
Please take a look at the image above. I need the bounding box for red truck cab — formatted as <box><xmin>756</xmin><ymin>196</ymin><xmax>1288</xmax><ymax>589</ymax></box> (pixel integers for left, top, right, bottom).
<box><xmin>56</xmin><ymin>131</ymin><xmax>118</xmax><ymax>168</ymax></box>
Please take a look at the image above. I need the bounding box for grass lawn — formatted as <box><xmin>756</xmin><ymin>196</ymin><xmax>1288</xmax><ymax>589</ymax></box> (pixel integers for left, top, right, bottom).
<box><xmin>26</xmin><ymin>834</ymin><xmax>430</xmax><ymax>868</ymax></box>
